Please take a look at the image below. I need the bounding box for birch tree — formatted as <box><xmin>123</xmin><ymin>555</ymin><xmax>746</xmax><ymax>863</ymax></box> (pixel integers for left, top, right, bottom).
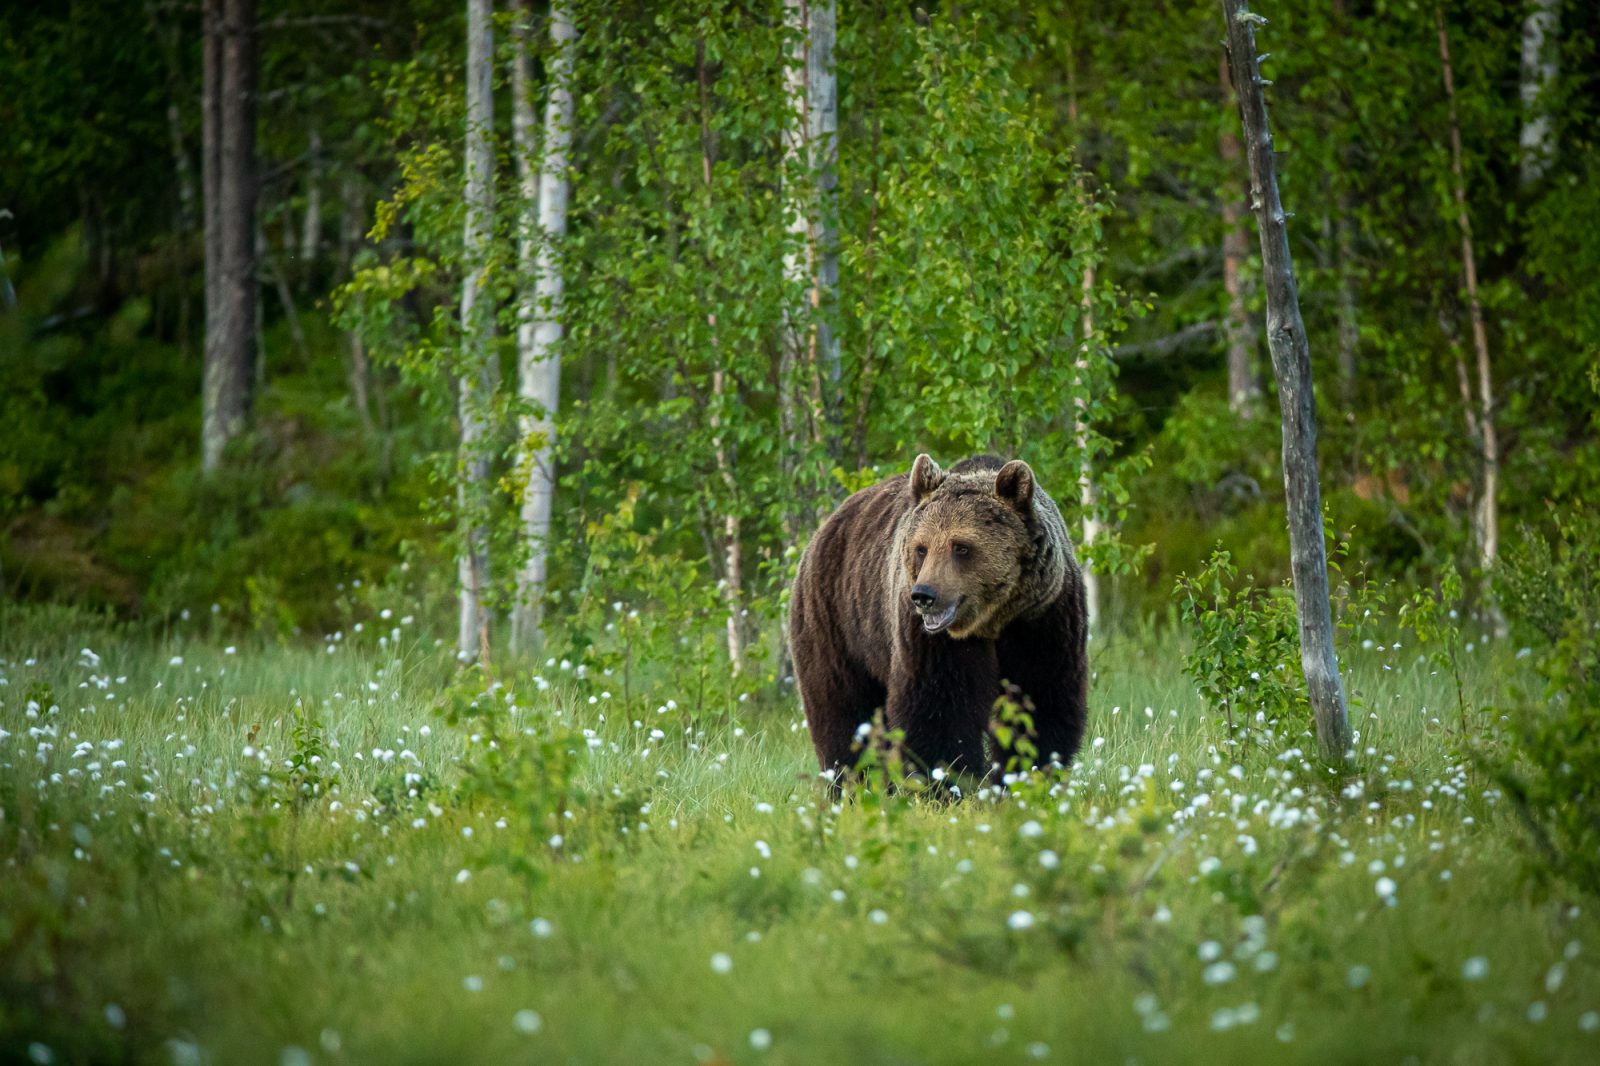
<box><xmin>1435</xmin><ymin>7</ymin><xmax>1504</xmax><ymax>636</ymax></box>
<box><xmin>201</xmin><ymin>0</ymin><xmax>259</xmax><ymax>473</ymax></box>
<box><xmin>510</xmin><ymin>0</ymin><xmax>575</xmax><ymax>655</ymax></box>
<box><xmin>457</xmin><ymin>0</ymin><xmax>495</xmax><ymax>663</ymax></box>
<box><xmin>698</xmin><ymin>36</ymin><xmax>748</xmax><ymax>675</ymax></box>
<box><xmin>781</xmin><ymin>0</ymin><xmax>840</xmax><ymax>478</ymax></box>
<box><xmin>1221</xmin><ymin>0</ymin><xmax>1351</xmax><ymax>761</ymax></box>
<box><xmin>1519</xmin><ymin>0</ymin><xmax>1559</xmax><ymax>187</ymax></box>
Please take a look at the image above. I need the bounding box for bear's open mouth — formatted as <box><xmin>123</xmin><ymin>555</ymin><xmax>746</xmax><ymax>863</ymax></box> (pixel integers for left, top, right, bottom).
<box><xmin>921</xmin><ymin>598</ymin><xmax>962</xmax><ymax>634</ymax></box>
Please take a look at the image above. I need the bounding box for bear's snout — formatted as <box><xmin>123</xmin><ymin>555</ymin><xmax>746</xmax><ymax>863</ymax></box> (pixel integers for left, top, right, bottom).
<box><xmin>909</xmin><ymin>584</ymin><xmax>938</xmax><ymax>609</ymax></box>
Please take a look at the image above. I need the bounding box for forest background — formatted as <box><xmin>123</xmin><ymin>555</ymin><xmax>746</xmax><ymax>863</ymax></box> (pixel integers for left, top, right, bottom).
<box><xmin>2</xmin><ymin>0</ymin><xmax>1597</xmax><ymax>677</ymax></box>
<box><xmin>7</xmin><ymin>3</ymin><xmax>1600</xmax><ymax>1062</ymax></box>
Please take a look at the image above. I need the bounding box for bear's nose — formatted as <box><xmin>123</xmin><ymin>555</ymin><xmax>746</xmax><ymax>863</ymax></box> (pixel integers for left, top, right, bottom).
<box><xmin>909</xmin><ymin>584</ymin><xmax>937</xmax><ymax>609</ymax></box>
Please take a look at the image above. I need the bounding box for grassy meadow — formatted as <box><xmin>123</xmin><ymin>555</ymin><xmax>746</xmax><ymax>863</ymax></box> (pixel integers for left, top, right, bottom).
<box><xmin>2</xmin><ymin>602</ymin><xmax>1597</xmax><ymax>1065</ymax></box>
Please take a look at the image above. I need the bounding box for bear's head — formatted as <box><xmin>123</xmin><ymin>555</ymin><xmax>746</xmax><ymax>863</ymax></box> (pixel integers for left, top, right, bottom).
<box><xmin>899</xmin><ymin>453</ymin><xmax>1039</xmax><ymax>640</ymax></box>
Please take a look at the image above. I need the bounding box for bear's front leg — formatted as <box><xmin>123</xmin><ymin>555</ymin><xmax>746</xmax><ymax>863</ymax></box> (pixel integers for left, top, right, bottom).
<box><xmin>996</xmin><ymin>584</ymin><xmax>1088</xmax><ymax>769</ymax></box>
<box><xmin>885</xmin><ymin>631</ymin><xmax>999</xmax><ymax>779</ymax></box>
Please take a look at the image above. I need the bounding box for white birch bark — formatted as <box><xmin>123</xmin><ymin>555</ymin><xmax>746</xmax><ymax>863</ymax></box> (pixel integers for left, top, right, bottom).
<box><xmin>1075</xmin><ymin>262</ymin><xmax>1102</xmax><ymax>635</ymax></box>
<box><xmin>1065</xmin><ymin>60</ymin><xmax>1100</xmax><ymax>633</ymax></box>
<box><xmin>457</xmin><ymin>0</ymin><xmax>495</xmax><ymax>663</ymax></box>
<box><xmin>781</xmin><ymin>0</ymin><xmax>839</xmax><ymax>457</ymax></box>
<box><xmin>697</xmin><ymin>40</ymin><xmax>745</xmax><ymax>674</ymax></box>
<box><xmin>510</xmin><ymin>0</ymin><xmax>575</xmax><ymax>654</ymax></box>
<box><xmin>1519</xmin><ymin>0</ymin><xmax>1559</xmax><ymax>186</ymax></box>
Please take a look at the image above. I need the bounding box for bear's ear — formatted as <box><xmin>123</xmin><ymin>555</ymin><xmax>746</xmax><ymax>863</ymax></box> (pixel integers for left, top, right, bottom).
<box><xmin>909</xmin><ymin>453</ymin><xmax>945</xmax><ymax>502</ymax></box>
<box><xmin>995</xmin><ymin>459</ymin><xmax>1035</xmax><ymax>513</ymax></box>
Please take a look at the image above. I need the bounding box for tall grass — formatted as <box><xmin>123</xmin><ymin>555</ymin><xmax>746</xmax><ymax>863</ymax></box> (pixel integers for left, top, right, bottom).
<box><xmin>1</xmin><ymin>604</ymin><xmax>1595</xmax><ymax>1064</ymax></box>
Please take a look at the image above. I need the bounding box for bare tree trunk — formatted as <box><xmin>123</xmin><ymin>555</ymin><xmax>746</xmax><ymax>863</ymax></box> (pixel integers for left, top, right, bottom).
<box><xmin>1222</xmin><ymin>0</ymin><xmax>1351</xmax><ymax>760</ymax></box>
<box><xmin>1074</xmin><ymin>262</ymin><xmax>1103</xmax><ymax>635</ymax></box>
<box><xmin>259</xmin><ymin>222</ymin><xmax>308</xmax><ymax>362</ymax></box>
<box><xmin>1519</xmin><ymin>0</ymin><xmax>1560</xmax><ymax>186</ymax></box>
<box><xmin>781</xmin><ymin>0</ymin><xmax>841</xmax><ymax>517</ymax></box>
<box><xmin>1435</xmin><ymin>8</ymin><xmax>1505</xmax><ymax>638</ymax></box>
<box><xmin>510</xmin><ymin>0</ymin><xmax>575</xmax><ymax>655</ymax></box>
<box><xmin>147</xmin><ymin>1</ymin><xmax>199</xmax><ymax>235</ymax></box>
<box><xmin>457</xmin><ymin>0</ymin><xmax>496</xmax><ymax>664</ymax></box>
<box><xmin>300</xmin><ymin>126</ymin><xmax>322</xmax><ymax>265</ymax></box>
<box><xmin>1065</xmin><ymin>49</ymin><xmax>1100</xmax><ymax>633</ymax></box>
<box><xmin>340</xmin><ymin>175</ymin><xmax>374</xmax><ymax>435</ymax></box>
<box><xmin>1220</xmin><ymin>51</ymin><xmax>1261</xmax><ymax>419</ymax></box>
<box><xmin>698</xmin><ymin>38</ymin><xmax>745</xmax><ymax>675</ymax></box>
<box><xmin>202</xmin><ymin>0</ymin><xmax>258</xmax><ymax>473</ymax></box>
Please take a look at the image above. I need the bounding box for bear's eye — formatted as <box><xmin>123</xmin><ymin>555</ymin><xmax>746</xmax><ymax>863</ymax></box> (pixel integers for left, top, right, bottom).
<box><xmin>914</xmin><ymin>544</ymin><xmax>927</xmax><ymax>559</ymax></box>
<box><xmin>951</xmin><ymin>542</ymin><xmax>971</xmax><ymax>558</ymax></box>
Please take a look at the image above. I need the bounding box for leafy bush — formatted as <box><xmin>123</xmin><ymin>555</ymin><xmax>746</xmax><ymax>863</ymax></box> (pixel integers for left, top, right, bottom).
<box><xmin>1491</xmin><ymin>507</ymin><xmax>1600</xmax><ymax>888</ymax></box>
<box><xmin>1175</xmin><ymin>548</ymin><xmax>1306</xmax><ymax>748</ymax></box>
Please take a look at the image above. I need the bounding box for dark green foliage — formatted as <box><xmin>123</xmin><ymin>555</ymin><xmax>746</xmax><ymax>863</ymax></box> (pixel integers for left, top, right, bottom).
<box><xmin>1493</xmin><ymin>506</ymin><xmax>1600</xmax><ymax>888</ymax></box>
<box><xmin>1</xmin><ymin>0</ymin><xmax>1598</xmax><ymax>668</ymax></box>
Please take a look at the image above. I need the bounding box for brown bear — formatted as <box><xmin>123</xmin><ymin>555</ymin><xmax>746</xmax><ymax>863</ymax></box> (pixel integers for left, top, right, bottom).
<box><xmin>789</xmin><ymin>453</ymin><xmax>1087</xmax><ymax>784</ymax></box>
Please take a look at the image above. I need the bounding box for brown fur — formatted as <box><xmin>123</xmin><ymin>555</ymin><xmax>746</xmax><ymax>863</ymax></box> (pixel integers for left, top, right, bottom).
<box><xmin>789</xmin><ymin>454</ymin><xmax>1088</xmax><ymax>783</ymax></box>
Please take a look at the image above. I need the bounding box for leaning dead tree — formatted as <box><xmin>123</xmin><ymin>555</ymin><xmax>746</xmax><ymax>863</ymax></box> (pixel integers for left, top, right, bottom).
<box><xmin>1221</xmin><ymin>0</ymin><xmax>1351</xmax><ymax>760</ymax></box>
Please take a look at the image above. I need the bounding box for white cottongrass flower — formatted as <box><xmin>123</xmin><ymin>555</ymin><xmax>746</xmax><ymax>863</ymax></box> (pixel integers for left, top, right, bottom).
<box><xmin>1019</xmin><ymin>820</ymin><xmax>1044</xmax><ymax>839</ymax></box>
<box><xmin>463</xmin><ymin>975</ymin><xmax>483</xmax><ymax>992</ymax></box>
<box><xmin>749</xmin><ymin>1028</ymin><xmax>773</xmax><ymax>1051</ymax></box>
<box><xmin>869</xmin><ymin>909</ymin><xmax>889</xmax><ymax>925</ymax></box>
<box><xmin>1038</xmin><ymin>850</ymin><xmax>1060</xmax><ymax>870</ymax></box>
<box><xmin>530</xmin><ymin>917</ymin><xmax>554</xmax><ymax>938</ymax></box>
<box><xmin>513</xmin><ymin>1009</ymin><xmax>543</xmax><ymax>1034</ymax></box>
<box><xmin>1375</xmin><ymin>876</ymin><xmax>1396</xmax><ymax>900</ymax></box>
<box><xmin>1007</xmin><ymin>911</ymin><xmax>1036</xmax><ymax>931</ymax></box>
<box><xmin>1198</xmin><ymin>940</ymin><xmax>1222</xmax><ymax>962</ymax></box>
<box><xmin>1203</xmin><ymin>961</ymin><xmax>1236</xmax><ymax>985</ymax></box>
<box><xmin>710</xmin><ymin>953</ymin><xmax>733</xmax><ymax>974</ymax></box>
<box><xmin>1463</xmin><ymin>956</ymin><xmax>1489</xmax><ymax>980</ymax></box>
<box><xmin>1347</xmin><ymin>965</ymin><xmax>1371</xmax><ymax>989</ymax></box>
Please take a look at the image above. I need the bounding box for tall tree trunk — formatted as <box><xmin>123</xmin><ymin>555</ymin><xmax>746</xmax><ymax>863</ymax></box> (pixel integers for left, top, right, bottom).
<box><xmin>1074</xmin><ymin>261</ymin><xmax>1103</xmax><ymax>635</ymax></box>
<box><xmin>147</xmin><ymin>1</ymin><xmax>199</xmax><ymax>235</ymax></box>
<box><xmin>1220</xmin><ymin>51</ymin><xmax>1261</xmax><ymax>419</ymax></box>
<box><xmin>300</xmin><ymin>126</ymin><xmax>323</xmax><ymax>266</ymax></box>
<box><xmin>1222</xmin><ymin>0</ymin><xmax>1351</xmax><ymax>761</ymax></box>
<box><xmin>457</xmin><ymin>0</ymin><xmax>496</xmax><ymax>664</ymax></box>
<box><xmin>781</xmin><ymin>0</ymin><xmax>841</xmax><ymax>516</ymax></box>
<box><xmin>340</xmin><ymin>175</ymin><xmax>374</xmax><ymax>435</ymax></box>
<box><xmin>510</xmin><ymin>0</ymin><xmax>575</xmax><ymax>655</ymax></box>
<box><xmin>202</xmin><ymin>0</ymin><xmax>258</xmax><ymax>473</ymax></box>
<box><xmin>259</xmin><ymin>222</ymin><xmax>308</xmax><ymax>362</ymax></box>
<box><xmin>1435</xmin><ymin>7</ymin><xmax>1505</xmax><ymax>637</ymax></box>
<box><xmin>698</xmin><ymin>37</ymin><xmax>746</xmax><ymax>675</ymax></box>
<box><xmin>1519</xmin><ymin>0</ymin><xmax>1560</xmax><ymax>186</ymax></box>
<box><xmin>1066</xmin><ymin>45</ymin><xmax>1100</xmax><ymax>633</ymax></box>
